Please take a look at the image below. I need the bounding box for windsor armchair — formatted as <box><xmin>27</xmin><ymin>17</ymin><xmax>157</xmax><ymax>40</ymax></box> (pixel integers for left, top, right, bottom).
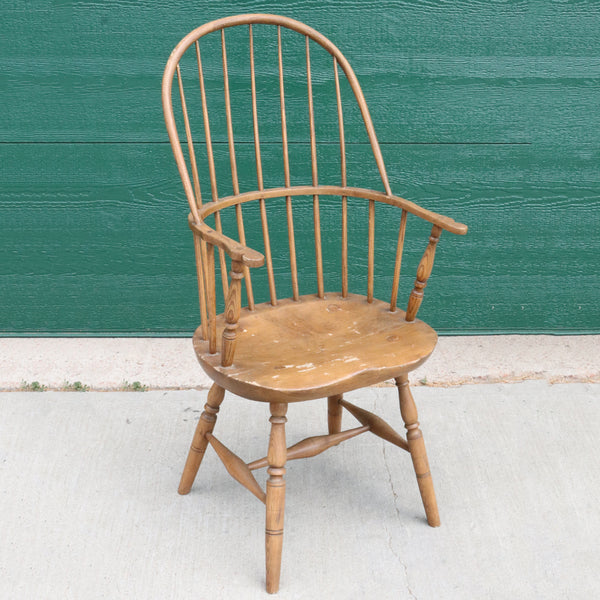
<box><xmin>163</xmin><ymin>14</ymin><xmax>467</xmax><ymax>593</ymax></box>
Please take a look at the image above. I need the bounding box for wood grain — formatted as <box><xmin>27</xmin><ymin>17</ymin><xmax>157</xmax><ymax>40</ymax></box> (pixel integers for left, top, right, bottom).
<box><xmin>193</xmin><ymin>293</ymin><xmax>438</xmax><ymax>402</ymax></box>
<box><xmin>265</xmin><ymin>402</ymin><xmax>287</xmax><ymax>594</ymax></box>
<box><xmin>207</xmin><ymin>433</ymin><xmax>267</xmax><ymax>503</ymax></box>
<box><xmin>405</xmin><ymin>225</ymin><xmax>442</xmax><ymax>322</ymax></box>
<box><xmin>327</xmin><ymin>394</ymin><xmax>343</xmax><ymax>434</ymax></box>
<box><xmin>4</xmin><ymin>2</ymin><xmax>600</xmax><ymax>332</ymax></box>
<box><xmin>247</xmin><ymin>424</ymin><xmax>368</xmax><ymax>470</ymax></box>
<box><xmin>221</xmin><ymin>261</ymin><xmax>244</xmax><ymax>367</ymax></box>
<box><xmin>2</xmin><ymin>142</ymin><xmax>598</xmax><ymax>334</ymax></box>
<box><xmin>178</xmin><ymin>383</ymin><xmax>225</xmax><ymax>494</ymax></box>
<box><xmin>396</xmin><ymin>375</ymin><xmax>440</xmax><ymax>527</ymax></box>
<box><xmin>4</xmin><ymin>2</ymin><xmax>600</xmax><ymax>143</ymax></box>
<box><xmin>340</xmin><ymin>399</ymin><xmax>409</xmax><ymax>452</ymax></box>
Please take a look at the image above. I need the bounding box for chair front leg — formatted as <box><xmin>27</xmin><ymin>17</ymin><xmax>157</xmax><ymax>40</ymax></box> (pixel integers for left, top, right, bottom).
<box><xmin>265</xmin><ymin>402</ymin><xmax>288</xmax><ymax>593</ymax></box>
<box><xmin>178</xmin><ymin>383</ymin><xmax>225</xmax><ymax>495</ymax></box>
<box><xmin>395</xmin><ymin>375</ymin><xmax>440</xmax><ymax>527</ymax></box>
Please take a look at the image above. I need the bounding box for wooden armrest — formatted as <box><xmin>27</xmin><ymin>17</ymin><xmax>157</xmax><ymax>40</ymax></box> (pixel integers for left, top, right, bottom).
<box><xmin>195</xmin><ymin>186</ymin><xmax>467</xmax><ymax>236</ymax></box>
<box><xmin>382</xmin><ymin>192</ymin><xmax>468</xmax><ymax>236</ymax></box>
<box><xmin>188</xmin><ymin>215</ymin><xmax>265</xmax><ymax>268</ymax></box>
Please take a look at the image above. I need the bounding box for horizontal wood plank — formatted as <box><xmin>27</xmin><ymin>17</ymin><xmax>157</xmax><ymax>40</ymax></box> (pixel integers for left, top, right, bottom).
<box><xmin>2</xmin><ymin>2</ymin><xmax>600</xmax><ymax>143</ymax></box>
<box><xmin>1</xmin><ymin>141</ymin><xmax>598</xmax><ymax>334</ymax></box>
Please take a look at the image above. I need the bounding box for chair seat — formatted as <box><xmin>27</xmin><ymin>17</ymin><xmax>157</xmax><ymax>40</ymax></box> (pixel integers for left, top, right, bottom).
<box><xmin>193</xmin><ymin>293</ymin><xmax>437</xmax><ymax>402</ymax></box>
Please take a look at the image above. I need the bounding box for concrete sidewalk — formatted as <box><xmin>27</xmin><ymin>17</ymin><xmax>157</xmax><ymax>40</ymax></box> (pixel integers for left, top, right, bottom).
<box><xmin>1</xmin><ymin>335</ymin><xmax>599</xmax><ymax>390</ymax></box>
<box><xmin>1</xmin><ymin>382</ymin><xmax>599</xmax><ymax>599</ymax></box>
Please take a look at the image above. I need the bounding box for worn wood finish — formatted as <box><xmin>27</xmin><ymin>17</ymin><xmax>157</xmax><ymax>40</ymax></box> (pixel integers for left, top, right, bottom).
<box><xmin>396</xmin><ymin>375</ymin><xmax>440</xmax><ymax>527</ymax></box>
<box><xmin>193</xmin><ymin>294</ymin><xmax>437</xmax><ymax>403</ymax></box>
<box><xmin>178</xmin><ymin>383</ymin><xmax>225</xmax><ymax>495</ymax></box>
<box><xmin>265</xmin><ymin>402</ymin><xmax>287</xmax><ymax>594</ymax></box>
<box><xmin>164</xmin><ymin>14</ymin><xmax>465</xmax><ymax>593</ymax></box>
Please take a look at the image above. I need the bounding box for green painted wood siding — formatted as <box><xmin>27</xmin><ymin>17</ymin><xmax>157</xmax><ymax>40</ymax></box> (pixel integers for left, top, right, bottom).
<box><xmin>1</xmin><ymin>1</ymin><xmax>599</xmax><ymax>335</ymax></box>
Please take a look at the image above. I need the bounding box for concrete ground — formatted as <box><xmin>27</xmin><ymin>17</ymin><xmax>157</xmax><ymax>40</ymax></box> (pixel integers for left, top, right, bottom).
<box><xmin>1</xmin><ymin>382</ymin><xmax>599</xmax><ymax>599</ymax></box>
<box><xmin>1</xmin><ymin>335</ymin><xmax>599</xmax><ymax>390</ymax></box>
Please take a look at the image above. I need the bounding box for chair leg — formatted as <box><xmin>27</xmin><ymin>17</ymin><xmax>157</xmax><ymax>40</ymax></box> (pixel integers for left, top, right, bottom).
<box><xmin>395</xmin><ymin>375</ymin><xmax>440</xmax><ymax>527</ymax></box>
<box><xmin>327</xmin><ymin>394</ymin><xmax>343</xmax><ymax>434</ymax></box>
<box><xmin>178</xmin><ymin>383</ymin><xmax>225</xmax><ymax>495</ymax></box>
<box><xmin>265</xmin><ymin>402</ymin><xmax>288</xmax><ymax>594</ymax></box>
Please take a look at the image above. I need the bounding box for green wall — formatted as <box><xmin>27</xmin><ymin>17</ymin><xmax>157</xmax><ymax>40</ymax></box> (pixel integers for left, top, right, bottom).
<box><xmin>1</xmin><ymin>1</ymin><xmax>599</xmax><ymax>335</ymax></box>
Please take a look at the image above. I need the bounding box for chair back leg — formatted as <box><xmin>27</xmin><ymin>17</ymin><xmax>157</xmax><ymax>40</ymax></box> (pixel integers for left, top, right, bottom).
<box><xmin>327</xmin><ymin>394</ymin><xmax>343</xmax><ymax>434</ymax></box>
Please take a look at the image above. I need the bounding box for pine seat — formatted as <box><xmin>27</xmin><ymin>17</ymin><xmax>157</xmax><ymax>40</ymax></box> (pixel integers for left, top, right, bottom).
<box><xmin>194</xmin><ymin>293</ymin><xmax>437</xmax><ymax>403</ymax></box>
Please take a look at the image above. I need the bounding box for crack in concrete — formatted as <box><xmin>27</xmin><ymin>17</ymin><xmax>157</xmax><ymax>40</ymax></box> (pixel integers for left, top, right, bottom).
<box><xmin>382</xmin><ymin>442</ymin><xmax>418</xmax><ymax>600</ymax></box>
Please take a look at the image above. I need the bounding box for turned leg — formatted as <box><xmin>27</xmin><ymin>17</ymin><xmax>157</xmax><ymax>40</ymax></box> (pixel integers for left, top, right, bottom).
<box><xmin>395</xmin><ymin>375</ymin><xmax>440</xmax><ymax>527</ymax></box>
<box><xmin>178</xmin><ymin>383</ymin><xmax>225</xmax><ymax>495</ymax></box>
<box><xmin>265</xmin><ymin>402</ymin><xmax>288</xmax><ymax>594</ymax></box>
<box><xmin>327</xmin><ymin>394</ymin><xmax>343</xmax><ymax>434</ymax></box>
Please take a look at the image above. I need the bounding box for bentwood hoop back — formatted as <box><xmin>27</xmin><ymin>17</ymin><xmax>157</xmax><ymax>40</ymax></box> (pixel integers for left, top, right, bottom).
<box><xmin>163</xmin><ymin>14</ymin><xmax>467</xmax><ymax>593</ymax></box>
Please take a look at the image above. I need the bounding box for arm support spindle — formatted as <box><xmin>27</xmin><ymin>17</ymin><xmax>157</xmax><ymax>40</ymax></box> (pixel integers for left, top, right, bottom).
<box><xmin>221</xmin><ymin>260</ymin><xmax>244</xmax><ymax>367</ymax></box>
<box><xmin>405</xmin><ymin>225</ymin><xmax>442</xmax><ymax>322</ymax></box>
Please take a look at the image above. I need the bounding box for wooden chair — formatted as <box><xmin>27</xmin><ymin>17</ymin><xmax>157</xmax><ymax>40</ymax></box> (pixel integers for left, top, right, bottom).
<box><xmin>162</xmin><ymin>14</ymin><xmax>467</xmax><ymax>593</ymax></box>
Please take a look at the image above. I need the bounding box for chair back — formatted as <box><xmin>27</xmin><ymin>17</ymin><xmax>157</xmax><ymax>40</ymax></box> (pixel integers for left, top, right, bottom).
<box><xmin>162</xmin><ymin>14</ymin><xmax>464</xmax><ymax>357</ymax></box>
